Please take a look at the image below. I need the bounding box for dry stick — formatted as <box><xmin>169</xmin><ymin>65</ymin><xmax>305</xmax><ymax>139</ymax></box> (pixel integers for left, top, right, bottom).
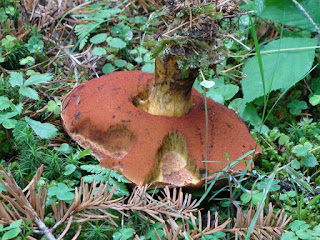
<box><xmin>71</xmin><ymin>225</ymin><xmax>82</xmax><ymax>240</ymax></box>
<box><xmin>223</xmin><ymin>34</ymin><xmax>251</xmax><ymax>51</ymax></box>
<box><xmin>291</xmin><ymin>0</ymin><xmax>320</xmax><ymax>35</ymax></box>
<box><xmin>42</xmin><ymin>36</ymin><xmax>80</xmax><ymax>85</ymax></box>
<box><xmin>0</xmin><ymin>167</ymin><xmax>57</xmax><ymax>240</ymax></box>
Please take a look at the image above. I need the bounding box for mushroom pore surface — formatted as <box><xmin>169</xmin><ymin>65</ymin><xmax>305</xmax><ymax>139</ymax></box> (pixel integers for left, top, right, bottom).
<box><xmin>61</xmin><ymin>71</ymin><xmax>261</xmax><ymax>187</ymax></box>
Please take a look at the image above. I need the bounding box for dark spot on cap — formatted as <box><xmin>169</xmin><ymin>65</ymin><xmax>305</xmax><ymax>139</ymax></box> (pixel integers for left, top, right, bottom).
<box><xmin>75</xmin><ymin>112</ymin><xmax>81</xmax><ymax>120</ymax></box>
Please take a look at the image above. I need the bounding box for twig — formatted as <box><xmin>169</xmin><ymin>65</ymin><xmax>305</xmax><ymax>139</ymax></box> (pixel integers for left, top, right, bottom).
<box><xmin>220</xmin><ymin>62</ymin><xmax>244</xmax><ymax>73</ymax></box>
<box><xmin>223</xmin><ymin>34</ymin><xmax>251</xmax><ymax>51</ymax></box>
<box><xmin>291</xmin><ymin>0</ymin><xmax>320</xmax><ymax>35</ymax></box>
<box><xmin>0</xmin><ymin>65</ymin><xmax>11</xmax><ymax>74</ymax></box>
<box><xmin>41</xmin><ymin>36</ymin><xmax>80</xmax><ymax>85</ymax></box>
<box><xmin>71</xmin><ymin>225</ymin><xmax>82</xmax><ymax>240</ymax></box>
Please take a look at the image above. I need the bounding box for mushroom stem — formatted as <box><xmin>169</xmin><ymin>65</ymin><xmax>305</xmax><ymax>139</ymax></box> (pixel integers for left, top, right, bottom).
<box><xmin>141</xmin><ymin>55</ymin><xmax>198</xmax><ymax>117</ymax></box>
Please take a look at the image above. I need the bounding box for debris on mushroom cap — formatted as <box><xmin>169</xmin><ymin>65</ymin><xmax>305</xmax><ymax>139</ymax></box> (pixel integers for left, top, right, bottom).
<box><xmin>61</xmin><ymin>71</ymin><xmax>262</xmax><ymax>187</ymax></box>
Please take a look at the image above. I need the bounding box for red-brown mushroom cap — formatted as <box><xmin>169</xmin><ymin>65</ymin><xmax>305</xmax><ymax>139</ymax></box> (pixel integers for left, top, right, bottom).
<box><xmin>61</xmin><ymin>71</ymin><xmax>262</xmax><ymax>187</ymax></box>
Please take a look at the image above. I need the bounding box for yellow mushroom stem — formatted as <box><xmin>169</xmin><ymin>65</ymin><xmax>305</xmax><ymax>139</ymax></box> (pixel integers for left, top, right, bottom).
<box><xmin>140</xmin><ymin>56</ymin><xmax>199</xmax><ymax>117</ymax></box>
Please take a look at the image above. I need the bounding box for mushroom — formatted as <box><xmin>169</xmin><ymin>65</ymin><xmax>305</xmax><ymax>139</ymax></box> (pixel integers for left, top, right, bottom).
<box><xmin>61</xmin><ymin>1</ymin><xmax>262</xmax><ymax>187</ymax></box>
<box><xmin>61</xmin><ymin>56</ymin><xmax>262</xmax><ymax>187</ymax></box>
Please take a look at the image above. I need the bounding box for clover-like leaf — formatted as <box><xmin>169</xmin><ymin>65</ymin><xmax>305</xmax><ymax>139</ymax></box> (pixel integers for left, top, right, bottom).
<box><xmin>112</xmin><ymin>228</ymin><xmax>134</xmax><ymax>240</ymax></box>
<box><xmin>241</xmin><ymin>190</ymin><xmax>264</xmax><ymax>205</ymax></box>
<box><xmin>309</xmin><ymin>94</ymin><xmax>320</xmax><ymax>106</ymax></box>
<box><xmin>64</xmin><ymin>164</ymin><xmax>77</xmax><ymax>176</ymax></box>
<box><xmin>47</xmin><ymin>98</ymin><xmax>61</xmax><ymax>115</ymax></box>
<box><xmin>293</xmin><ymin>142</ymin><xmax>312</xmax><ymax>157</ymax></box>
<box><xmin>108</xmin><ymin>37</ymin><xmax>126</xmax><ymax>49</ymax></box>
<box><xmin>48</xmin><ymin>183</ymin><xmax>74</xmax><ymax>201</ymax></box>
<box><xmin>289</xmin><ymin>220</ymin><xmax>310</xmax><ymax>231</ymax></box>
<box><xmin>54</xmin><ymin>143</ymin><xmax>73</xmax><ymax>154</ymax></box>
<box><xmin>90</xmin><ymin>33</ymin><xmax>108</xmax><ymax>44</ymax></box>
<box><xmin>92</xmin><ymin>47</ymin><xmax>106</xmax><ymax>56</ymax></box>
<box><xmin>257</xmin><ymin>179</ymin><xmax>280</xmax><ymax>191</ymax></box>
<box><xmin>102</xmin><ymin>63</ymin><xmax>115</xmax><ymax>74</ymax></box>
<box><xmin>291</xmin><ymin>159</ymin><xmax>301</xmax><ymax>170</ymax></box>
<box><xmin>114</xmin><ymin>59</ymin><xmax>127</xmax><ymax>68</ymax></box>
<box><xmin>281</xmin><ymin>232</ymin><xmax>298</xmax><ymax>240</ymax></box>
<box><xmin>141</xmin><ymin>63</ymin><xmax>155</xmax><ymax>73</ymax></box>
<box><xmin>301</xmin><ymin>153</ymin><xmax>318</xmax><ymax>168</ymax></box>
<box><xmin>287</xmin><ymin>99</ymin><xmax>308</xmax><ymax>115</ymax></box>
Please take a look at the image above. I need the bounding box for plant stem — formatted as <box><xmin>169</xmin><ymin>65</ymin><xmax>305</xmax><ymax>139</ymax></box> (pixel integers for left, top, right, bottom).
<box><xmin>141</xmin><ymin>55</ymin><xmax>198</xmax><ymax>117</ymax></box>
<box><xmin>199</xmin><ymin>69</ymin><xmax>209</xmax><ymax>190</ymax></box>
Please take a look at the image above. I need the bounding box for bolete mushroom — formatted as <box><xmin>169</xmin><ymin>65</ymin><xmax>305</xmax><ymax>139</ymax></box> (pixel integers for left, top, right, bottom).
<box><xmin>61</xmin><ymin>1</ymin><xmax>262</xmax><ymax>187</ymax></box>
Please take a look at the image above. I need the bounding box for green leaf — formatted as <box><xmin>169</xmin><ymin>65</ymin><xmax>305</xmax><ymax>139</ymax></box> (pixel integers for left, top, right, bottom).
<box><xmin>75</xmin><ymin>149</ymin><xmax>91</xmax><ymax>160</ymax></box>
<box><xmin>248</xmin><ymin>0</ymin><xmax>320</xmax><ymax>32</ymax></box>
<box><xmin>48</xmin><ymin>183</ymin><xmax>74</xmax><ymax>201</ymax></box>
<box><xmin>54</xmin><ymin>143</ymin><xmax>73</xmax><ymax>154</ymax></box>
<box><xmin>1</xmin><ymin>35</ymin><xmax>16</xmax><ymax>51</ymax></box>
<box><xmin>301</xmin><ymin>153</ymin><xmax>318</xmax><ymax>167</ymax></box>
<box><xmin>2</xmin><ymin>119</ymin><xmax>17</xmax><ymax>129</ymax></box>
<box><xmin>19</xmin><ymin>56</ymin><xmax>35</xmax><ymax>65</ymax></box>
<box><xmin>90</xmin><ymin>33</ymin><xmax>108</xmax><ymax>44</ymax></box>
<box><xmin>281</xmin><ymin>231</ymin><xmax>298</xmax><ymax>240</ymax></box>
<box><xmin>311</xmin><ymin>77</ymin><xmax>320</xmax><ymax>93</ymax></box>
<box><xmin>24</xmin><ymin>73</ymin><xmax>52</xmax><ymax>86</ymax></box>
<box><xmin>2</xmin><ymin>228</ymin><xmax>21</xmax><ymax>240</ymax></box>
<box><xmin>92</xmin><ymin>47</ymin><xmax>106</xmax><ymax>56</ymax></box>
<box><xmin>48</xmin><ymin>100</ymin><xmax>61</xmax><ymax>115</ymax></box>
<box><xmin>293</xmin><ymin>142</ymin><xmax>312</xmax><ymax>157</ymax></box>
<box><xmin>112</xmin><ymin>228</ymin><xmax>134</xmax><ymax>240</ymax></box>
<box><xmin>0</xmin><ymin>112</ymin><xmax>17</xmax><ymax>125</ymax></box>
<box><xmin>64</xmin><ymin>164</ymin><xmax>77</xmax><ymax>175</ymax></box>
<box><xmin>287</xmin><ymin>99</ymin><xmax>308</xmax><ymax>114</ymax></box>
<box><xmin>102</xmin><ymin>63</ymin><xmax>115</xmax><ymax>74</ymax></box>
<box><xmin>241</xmin><ymin>103</ymin><xmax>269</xmax><ymax>134</ymax></box>
<box><xmin>228</xmin><ymin>98</ymin><xmax>246</xmax><ymax>114</ymax></box>
<box><xmin>242</xmin><ymin>37</ymin><xmax>317</xmax><ymax>103</ymax></box>
<box><xmin>289</xmin><ymin>220</ymin><xmax>309</xmax><ymax>231</ymax></box>
<box><xmin>0</xmin><ymin>183</ymin><xmax>7</xmax><ymax>193</ymax></box>
<box><xmin>25</xmin><ymin>116</ymin><xmax>58</xmax><ymax>139</ymax></box>
<box><xmin>291</xmin><ymin>159</ymin><xmax>301</xmax><ymax>169</ymax></box>
<box><xmin>257</xmin><ymin>179</ymin><xmax>280</xmax><ymax>191</ymax></box>
<box><xmin>0</xmin><ymin>8</ymin><xmax>8</xmax><ymax>22</ymax></box>
<box><xmin>251</xmin><ymin>191</ymin><xmax>264</xmax><ymax>205</ymax></box>
<box><xmin>108</xmin><ymin>37</ymin><xmax>126</xmax><ymax>49</ymax></box>
<box><xmin>114</xmin><ymin>59</ymin><xmax>127</xmax><ymax>68</ymax></box>
<box><xmin>9</xmin><ymin>72</ymin><xmax>24</xmax><ymax>87</ymax></box>
<box><xmin>19</xmin><ymin>86</ymin><xmax>39</xmax><ymax>100</ymax></box>
<box><xmin>141</xmin><ymin>63</ymin><xmax>155</xmax><ymax>73</ymax></box>
<box><xmin>278</xmin><ymin>134</ymin><xmax>290</xmax><ymax>145</ymax></box>
<box><xmin>4</xmin><ymin>220</ymin><xmax>22</xmax><ymax>230</ymax></box>
<box><xmin>296</xmin><ymin>229</ymin><xmax>313</xmax><ymax>239</ymax></box>
<box><xmin>207</xmin><ymin>84</ymin><xmax>239</xmax><ymax>104</ymax></box>
<box><xmin>0</xmin><ymin>96</ymin><xmax>11</xmax><ymax>111</ymax></box>
<box><xmin>240</xmin><ymin>192</ymin><xmax>252</xmax><ymax>204</ymax></box>
<box><xmin>309</xmin><ymin>94</ymin><xmax>320</xmax><ymax>106</ymax></box>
